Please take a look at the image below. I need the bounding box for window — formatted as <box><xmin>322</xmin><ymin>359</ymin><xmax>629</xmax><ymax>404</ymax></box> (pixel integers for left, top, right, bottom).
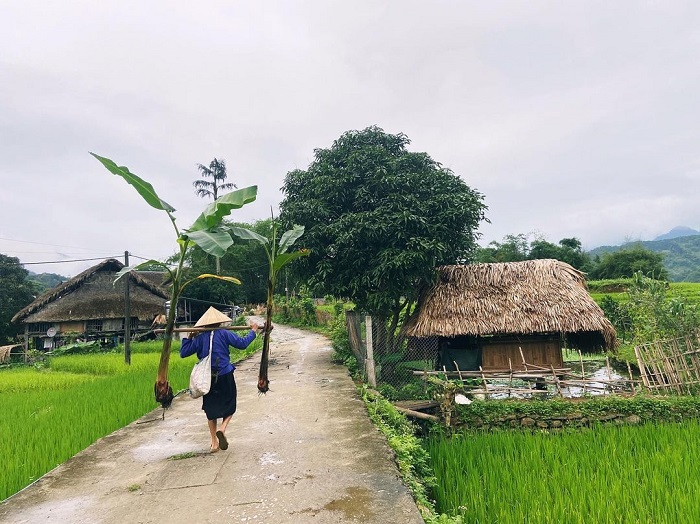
<box><xmin>29</xmin><ymin>322</ymin><xmax>51</xmax><ymax>334</ymax></box>
<box><xmin>120</xmin><ymin>318</ymin><xmax>139</xmax><ymax>330</ymax></box>
<box><xmin>86</xmin><ymin>319</ymin><xmax>103</xmax><ymax>332</ymax></box>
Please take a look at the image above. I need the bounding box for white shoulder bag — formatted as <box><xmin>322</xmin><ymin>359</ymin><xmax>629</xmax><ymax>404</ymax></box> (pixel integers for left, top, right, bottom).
<box><xmin>189</xmin><ymin>331</ymin><xmax>214</xmax><ymax>399</ymax></box>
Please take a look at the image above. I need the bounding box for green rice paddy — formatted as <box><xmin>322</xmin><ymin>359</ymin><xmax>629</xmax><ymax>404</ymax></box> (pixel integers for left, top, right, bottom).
<box><xmin>426</xmin><ymin>421</ymin><xmax>700</xmax><ymax>523</ymax></box>
<box><xmin>0</xmin><ymin>338</ymin><xmax>261</xmax><ymax>501</ymax></box>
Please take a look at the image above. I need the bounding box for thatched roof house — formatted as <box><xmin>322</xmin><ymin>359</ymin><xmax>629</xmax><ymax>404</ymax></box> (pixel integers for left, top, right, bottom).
<box><xmin>404</xmin><ymin>259</ymin><xmax>617</xmax><ymax>371</ymax></box>
<box><xmin>12</xmin><ymin>258</ymin><xmax>168</xmax><ymax>350</ymax></box>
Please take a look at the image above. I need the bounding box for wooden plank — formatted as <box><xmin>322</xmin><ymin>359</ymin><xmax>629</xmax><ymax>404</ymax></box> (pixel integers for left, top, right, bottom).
<box><xmin>394</xmin><ymin>406</ymin><xmax>440</xmax><ymax>422</ymax></box>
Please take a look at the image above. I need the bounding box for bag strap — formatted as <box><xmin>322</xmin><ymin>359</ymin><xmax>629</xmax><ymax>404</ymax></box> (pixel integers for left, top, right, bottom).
<box><xmin>207</xmin><ymin>331</ymin><xmax>214</xmax><ymax>357</ymax></box>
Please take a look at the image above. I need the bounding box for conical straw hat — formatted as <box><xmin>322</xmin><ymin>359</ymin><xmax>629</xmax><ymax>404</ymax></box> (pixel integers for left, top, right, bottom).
<box><xmin>195</xmin><ymin>306</ymin><xmax>232</xmax><ymax>327</ymax></box>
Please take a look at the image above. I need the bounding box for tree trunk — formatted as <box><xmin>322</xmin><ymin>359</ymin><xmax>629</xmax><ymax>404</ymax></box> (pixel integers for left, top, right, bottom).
<box><xmin>258</xmin><ymin>279</ymin><xmax>274</xmax><ymax>393</ymax></box>
<box><xmin>154</xmin><ymin>288</ymin><xmax>178</xmax><ymax>408</ymax></box>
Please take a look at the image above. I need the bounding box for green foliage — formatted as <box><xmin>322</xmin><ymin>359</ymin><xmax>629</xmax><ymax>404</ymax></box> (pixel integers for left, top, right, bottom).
<box><xmin>328</xmin><ymin>313</ymin><xmax>360</xmax><ymax>377</ymax></box>
<box><xmin>626</xmin><ymin>273</ymin><xmax>699</xmax><ymax>342</ymax></box>
<box><xmin>589</xmin><ymin>244</ymin><xmax>668</xmax><ymax>280</ymax></box>
<box><xmin>427</xmin><ymin>419</ymin><xmax>700</xmax><ymax>522</ymax></box>
<box><xmin>590</xmin><ymin>234</ymin><xmax>700</xmax><ymax>282</ymax></box>
<box><xmin>0</xmin><ymin>254</ymin><xmax>38</xmax><ymax>344</ymax></box>
<box><xmin>273</xmin><ymin>294</ymin><xmax>321</xmax><ymax>327</ymax></box>
<box><xmin>49</xmin><ymin>341</ymin><xmax>102</xmax><ymax>356</ymax></box>
<box><xmin>597</xmin><ymin>273</ymin><xmax>700</xmax><ymax>350</ymax></box>
<box><xmin>377</xmin><ymin>381</ymin><xmax>432</xmax><ymax>401</ymax></box>
<box><xmin>475</xmin><ymin>234</ymin><xmax>591</xmax><ymax>270</ymax></box>
<box><xmin>26</xmin><ymin>271</ymin><xmax>66</xmax><ymax>294</ymax></box>
<box><xmin>180</xmin><ymin>219</ymin><xmax>273</xmax><ymax>307</ymax></box>
<box><xmin>360</xmin><ymin>388</ymin><xmax>462</xmax><ymax>524</ymax></box>
<box><xmin>279</xmin><ymin>126</ymin><xmax>487</xmax><ymax>320</ymax></box>
<box><xmin>598</xmin><ymin>295</ymin><xmax>633</xmax><ymax>342</ymax></box>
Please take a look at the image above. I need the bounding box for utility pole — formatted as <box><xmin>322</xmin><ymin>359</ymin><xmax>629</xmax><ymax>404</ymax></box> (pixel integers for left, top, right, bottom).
<box><xmin>124</xmin><ymin>250</ymin><xmax>131</xmax><ymax>365</ymax></box>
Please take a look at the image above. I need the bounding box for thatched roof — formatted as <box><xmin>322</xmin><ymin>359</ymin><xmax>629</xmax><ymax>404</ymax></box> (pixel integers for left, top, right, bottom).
<box><xmin>404</xmin><ymin>259</ymin><xmax>617</xmax><ymax>352</ymax></box>
<box><xmin>12</xmin><ymin>259</ymin><xmax>169</xmax><ymax>324</ymax></box>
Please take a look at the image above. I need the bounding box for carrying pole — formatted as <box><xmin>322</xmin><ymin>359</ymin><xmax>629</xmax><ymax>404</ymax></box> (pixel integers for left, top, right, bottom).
<box><xmin>154</xmin><ymin>325</ymin><xmax>252</xmax><ymax>334</ymax></box>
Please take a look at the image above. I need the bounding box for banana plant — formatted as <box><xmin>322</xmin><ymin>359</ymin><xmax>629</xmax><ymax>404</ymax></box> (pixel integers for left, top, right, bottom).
<box><xmin>231</xmin><ymin>221</ymin><xmax>309</xmax><ymax>393</ymax></box>
<box><xmin>91</xmin><ymin>153</ymin><xmax>257</xmax><ymax>407</ymax></box>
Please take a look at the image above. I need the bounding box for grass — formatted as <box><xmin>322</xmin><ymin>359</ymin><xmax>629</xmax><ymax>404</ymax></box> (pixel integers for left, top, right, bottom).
<box><xmin>588</xmin><ymin>280</ymin><xmax>700</xmax><ymax>306</ymax></box>
<box><xmin>426</xmin><ymin>420</ymin><xmax>700</xmax><ymax>523</ymax></box>
<box><xmin>169</xmin><ymin>451</ymin><xmax>198</xmax><ymax>460</ymax></box>
<box><xmin>0</xmin><ymin>337</ymin><xmax>261</xmax><ymax>501</ymax></box>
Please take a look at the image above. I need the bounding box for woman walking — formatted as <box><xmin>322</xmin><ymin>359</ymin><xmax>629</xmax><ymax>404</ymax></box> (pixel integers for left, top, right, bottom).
<box><xmin>180</xmin><ymin>307</ymin><xmax>259</xmax><ymax>452</ymax></box>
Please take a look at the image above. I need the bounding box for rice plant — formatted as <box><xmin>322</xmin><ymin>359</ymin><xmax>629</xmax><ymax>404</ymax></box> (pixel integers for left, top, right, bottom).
<box><xmin>426</xmin><ymin>421</ymin><xmax>700</xmax><ymax>523</ymax></box>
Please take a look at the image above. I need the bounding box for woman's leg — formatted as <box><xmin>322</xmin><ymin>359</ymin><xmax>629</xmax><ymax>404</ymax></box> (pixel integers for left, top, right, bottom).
<box><xmin>219</xmin><ymin>414</ymin><xmax>233</xmax><ymax>434</ymax></box>
<box><xmin>207</xmin><ymin>418</ymin><xmax>219</xmax><ymax>450</ymax></box>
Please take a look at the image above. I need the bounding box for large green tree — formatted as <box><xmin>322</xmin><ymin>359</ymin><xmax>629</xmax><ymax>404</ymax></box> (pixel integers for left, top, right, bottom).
<box><xmin>475</xmin><ymin>234</ymin><xmax>530</xmax><ymax>263</ymax></box>
<box><xmin>590</xmin><ymin>244</ymin><xmax>668</xmax><ymax>280</ymax></box>
<box><xmin>279</xmin><ymin>126</ymin><xmax>487</xmax><ymax>343</ymax></box>
<box><xmin>0</xmin><ymin>254</ymin><xmax>37</xmax><ymax>344</ymax></box>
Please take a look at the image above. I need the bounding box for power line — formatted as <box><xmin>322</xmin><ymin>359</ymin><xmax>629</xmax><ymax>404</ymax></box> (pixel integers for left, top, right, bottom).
<box><xmin>22</xmin><ymin>256</ymin><xmax>123</xmax><ymax>265</ymax></box>
<box><xmin>130</xmin><ymin>254</ymin><xmax>167</xmax><ymax>263</ymax></box>
<box><xmin>0</xmin><ymin>236</ymin><xmax>94</xmax><ymax>250</ymax></box>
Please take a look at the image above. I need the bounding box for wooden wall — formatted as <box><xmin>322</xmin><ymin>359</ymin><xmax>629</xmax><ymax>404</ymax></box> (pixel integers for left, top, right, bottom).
<box><xmin>481</xmin><ymin>336</ymin><xmax>562</xmax><ymax>371</ymax></box>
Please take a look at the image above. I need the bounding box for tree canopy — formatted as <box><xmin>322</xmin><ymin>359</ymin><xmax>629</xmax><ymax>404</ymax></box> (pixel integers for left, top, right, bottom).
<box><xmin>475</xmin><ymin>234</ymin><xmax>591</xmax><ymax>271</ymax></box>
<box><xmin>279</xmin><ymin>126</ymin><xmax>487</xmax><ymax>322</ymax></box>
<box><xmin>0</xmin><ymin>254</ymin><xmax>38</xmax><ymax>344</ymax></box>
<box><xmin>589</xmin><ymin>244</ymin><xmax>668</xmax><ymax>280</ymax></box>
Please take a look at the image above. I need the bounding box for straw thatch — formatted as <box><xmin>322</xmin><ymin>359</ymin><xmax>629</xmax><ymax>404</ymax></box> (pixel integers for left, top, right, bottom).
<box><xmin>404</xmin><ymin>259</ymin><xmax>617</xmax><ymax>352</ymax></box>
<box><xmin>12</xmin><ymin>259</ymin><xmax>169</xmax><ymax>324</ymax></box>
<box><xmin>0</xmin><ymin>345</ymin><xmax>19</xmax><ymax>363</ymax></box>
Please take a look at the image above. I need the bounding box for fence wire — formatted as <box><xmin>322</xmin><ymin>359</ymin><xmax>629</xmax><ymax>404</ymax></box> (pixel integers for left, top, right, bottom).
<box><xmin>345</xmin><ymin>311</ymin><xmax>438</xmax><ymax>398</ymax></box>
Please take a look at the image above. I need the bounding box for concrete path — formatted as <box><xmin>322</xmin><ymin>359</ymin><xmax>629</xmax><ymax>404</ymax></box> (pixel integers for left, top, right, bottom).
<box><xmin>0</xmin><ymin>322</ymin><xmax>424</xmax><ymax>524</ymax></box>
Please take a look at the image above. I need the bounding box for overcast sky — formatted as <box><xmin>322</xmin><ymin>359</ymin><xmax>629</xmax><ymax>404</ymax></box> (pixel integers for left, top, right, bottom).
<box><xmin>2</xmin><ymin>1</ymin><xmax>699</xmax><ymax>277</ymax></box>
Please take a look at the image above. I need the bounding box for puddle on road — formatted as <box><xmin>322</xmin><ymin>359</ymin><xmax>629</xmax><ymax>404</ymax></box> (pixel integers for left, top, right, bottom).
<box><xmin>323</xmin><ymin>486</ymin><xmax>376</xmax><ymax>521</ymax></box>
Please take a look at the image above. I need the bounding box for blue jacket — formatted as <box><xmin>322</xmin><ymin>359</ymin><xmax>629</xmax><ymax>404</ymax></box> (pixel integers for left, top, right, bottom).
<box><xmin>180</xmin><ymin>329</ymin><xmax>256</xmax><ymax>375</ymax></box>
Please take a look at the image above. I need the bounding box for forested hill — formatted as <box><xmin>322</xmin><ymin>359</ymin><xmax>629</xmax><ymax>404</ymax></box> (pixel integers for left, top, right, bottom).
<box><xmin>28</xmin><ymin>271</ymin><xmax>68</xmax><ymax>294</ymax></box>
<box><xmin>589</xmin><ymin>234</ymin><xmax>700</xmax><ymax>282</ymax></box>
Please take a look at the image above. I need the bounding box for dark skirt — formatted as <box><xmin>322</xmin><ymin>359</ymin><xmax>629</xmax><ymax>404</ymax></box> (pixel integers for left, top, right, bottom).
<box><xmin>202</xmin><ymin>370</ymin><xmax>237</xmax><ymax>420</ymax></box>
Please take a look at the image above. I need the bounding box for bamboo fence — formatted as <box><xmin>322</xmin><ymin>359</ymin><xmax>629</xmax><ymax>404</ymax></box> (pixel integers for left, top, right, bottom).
<box><xmin>413</xmin><ymin>349</ymin><xmax>638</xmax><ymax>399</ymax></box>
<box><xmin>635</xmin><ymin>335</ymin><xmax>700</xmax><ymax>395</ymax></box>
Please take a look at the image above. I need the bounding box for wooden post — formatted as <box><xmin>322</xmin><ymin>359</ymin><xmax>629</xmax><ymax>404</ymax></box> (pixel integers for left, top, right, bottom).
<box><xmin>519</xmin><ymin>347</ymin><xmax>528</xmax><ymax>371</ymax></box>
<box><xmin>23</xmin><ymin>324</ymin><xmax>29</xmax><ymax>363</ymax></box>
<box><xmin>579</xmin><ymin>350</ymin><xmax>586</xmax><ymax>395</ymax></box>
<box><xmin>124</xmin><ymin>251</ymin><xmax>131</xmax><ymax>365</ymax></box>
<box><xmin>344</xmin><ymin>311</ymin><xmax>364</xmax><ymax>362</ymax></box>
<box><xmin>551</xmin><ymin>365</ymin><xmax>563</xmax><ymax>397</ymax></box>
<box><xmin>626</xmin><ymin>361</ymin><xmax>635</xmax><ymax>393</ymax></box>
<box><xmin>508</xmin><ymin>357</ymin><xmax>513</xmax><ymax>398</ymax></box>
<box><xmin>479</xmin><ymin>366</ymin><xmax>489</xmax><ymax>400</ymax></box>
<box><xmin>365</xmin><ymin>315</ymin><xmax>376</xmax><ymax>387</ymax></box>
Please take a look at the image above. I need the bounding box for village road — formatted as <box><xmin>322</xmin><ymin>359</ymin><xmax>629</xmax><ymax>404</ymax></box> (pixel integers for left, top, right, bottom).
<box><xmin>0</xmin><ymin>321</ymin><xmax>424</xmax><ymax>524</ymax></box>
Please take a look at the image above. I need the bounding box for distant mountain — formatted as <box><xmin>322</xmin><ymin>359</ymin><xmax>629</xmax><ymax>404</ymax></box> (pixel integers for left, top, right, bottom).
<box><xmin>589</xmin><ymin>234</ymin><xmax>700</xmax><ymax>282</ymax></box>
<box><xmin>654</xmin><ymin>226</ymin><xmax>700</xmax><ymax>241</ymax></box>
